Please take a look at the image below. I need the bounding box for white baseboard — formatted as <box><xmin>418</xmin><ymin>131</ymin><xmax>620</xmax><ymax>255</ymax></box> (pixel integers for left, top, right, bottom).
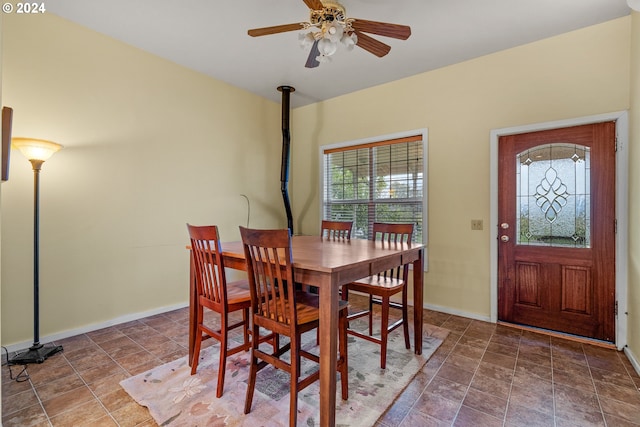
<box><xmin>2</xmin><ymin>302</ymin><xmax>189</xmax><ymax>355</ymax></box>
<box><xmin>624</xmin><ymin>346</ymin><xmax>640</xmax><ymax>377</ymax></box>
<box><xmin>421</xmin><ymin>302</ymin><xmax>492</xmax><ymax>323</ymax></box>
<box><xmin>350</xmin><ymin>290</ymin><xmax>492</xmax><ymax>323</ymax></box>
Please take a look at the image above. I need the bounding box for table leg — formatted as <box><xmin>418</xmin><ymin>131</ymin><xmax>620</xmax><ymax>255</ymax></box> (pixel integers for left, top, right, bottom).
<box><xmin>318</xmin><ymin>274</ymin><xmax>338</xmax><ymax>427</ymax></box>
<box><xmin>413</xmin><ymin>248</ymin><xmax>424</xmax><ymax>355</ymax></box>
<box><xmin>188</xmin><ymin>250</ymin><xmax>196</xmax><ymax>367</ymax></box>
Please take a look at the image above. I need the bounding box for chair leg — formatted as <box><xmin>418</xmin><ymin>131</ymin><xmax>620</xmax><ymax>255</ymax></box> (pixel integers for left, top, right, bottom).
<box><xmin>339</xmin><ymin>310</ymin><xmax>349</xmax><ymax>400</ymax></box>
<box><xmin>289</xmin><ymin>338</ymin><xmax>300</xmax><ymax>427</ymax></box>
<box><xmin>380</xmin><ymin>296</ymin><xmax>390</xmax><ymax>369</ymax></box>
<box><xmin>341</xmin><ymin>287</ymin><xmax>350</xmax><ymax>328</ymax></box>
<box><xmin>190</xmin><ymin>330</ymin><xmax>202</xmax><ymax>375</ymax></box>
<box><xmin>242</xmin><ymin>308</ymin><xmax>250</xmax><ymax>349</ymax></box>
<box><xmin>289</xmin><ymin>383</ymin><xmax>298</xmax><ymax>427</ymax></box>
<box><xmin>216</xmin><ymin>314</ymin><xmax>228</xmax><ymax>398</ymax></box>
<box><xmin>402</xmin><ymin>287</ymin><xmax>410</xmax><ymax>350</ymax></box>
<box><xmin>244</xmin><ymin>324</ymin><xmax>259</xmax><ymax>415</ymax></box>
<box><xmin>190</xmin><ymin>308</ymin><xmax>204</xmax><ymax>375</ymax></box>
<box><xmin>368</xmin><ymin>295</ymin><xmax>374</xmax><ymax>336</ymax></box>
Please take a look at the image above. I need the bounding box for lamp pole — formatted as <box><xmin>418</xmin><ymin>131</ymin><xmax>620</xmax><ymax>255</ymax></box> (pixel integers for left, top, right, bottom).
<box><xmin>31</xmin><ymin>159</ymin><xmax>43</xmax><ymax>349</ymax></box>
<box><xmin>9</xmin><ymin>138</ymin><xmax>63</xmax><ymax>365</ymax></box>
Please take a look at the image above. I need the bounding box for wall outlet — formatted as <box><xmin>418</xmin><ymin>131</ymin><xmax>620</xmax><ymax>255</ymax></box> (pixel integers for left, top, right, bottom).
<box><xmin>471</xmin><ymin>219</ymin><xmax>483</xmax><ymax>230</ymax></box>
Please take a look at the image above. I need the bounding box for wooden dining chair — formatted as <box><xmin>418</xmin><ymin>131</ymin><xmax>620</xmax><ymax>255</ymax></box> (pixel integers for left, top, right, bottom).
<box><xmin>187</xmin><ymin>224</ymin><xmax>252</xmax><ymax>398</ymax></box>
<box><xmin>307</xmin><ymin>220</ymin><xmax>354</xmax><ymax>296</ymax></box>
<box><xmin>239</xmin><ymin>226</ymin><xmax>349</xmax><ymax>427</ymax></box>
<box><xmin>315</xmin><ymin>219</ymin><xmax>354</xmax><ymax>342</ymax></box>
<box><xmin>342</xmin><ymin>222</ymin><xmax>413</xmax><ymax>369</ymax></box>
<box><xmin>321</xmin><ymin>220</ymin><xmax>353</xmax><ymax>240</ymax></box>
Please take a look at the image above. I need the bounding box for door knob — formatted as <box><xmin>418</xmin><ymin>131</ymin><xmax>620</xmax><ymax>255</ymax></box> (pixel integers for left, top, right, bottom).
<box><xmin>501</xmin><ymin>223</ymin><xmax>509</xmax><ymax>229</ymax></box>
<box><xmin>501</xmin><ymin>235</ymin><xmax>509</xmax><ymax>242</ymax></box>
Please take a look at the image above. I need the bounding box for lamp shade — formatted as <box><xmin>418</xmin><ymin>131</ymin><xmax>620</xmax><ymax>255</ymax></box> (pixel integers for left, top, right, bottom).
<box><xmin>318</xmin><ymin>38</ymin><xmax>338</xmax><ymax>56</ymax></box>
<box><xmin>12</xmin><ymin>137</ymin><xmax>63</xmax><ymax>162</ymax></box>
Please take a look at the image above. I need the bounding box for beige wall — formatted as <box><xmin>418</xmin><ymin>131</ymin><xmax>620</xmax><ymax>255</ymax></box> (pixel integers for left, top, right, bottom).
<box><xmin>292</xmin><ymin>18</ymin><xmax>631</xmax><ymax>320</ymax></box>
<box><xmin>628</xmin><ymin>11</ymin><xmax>640</xmax><ymax>365</ymax></box>
<box><xmin>1</xmin><ymin>13</ymin><xmax>283</xmax><ymax>346</ymax></box>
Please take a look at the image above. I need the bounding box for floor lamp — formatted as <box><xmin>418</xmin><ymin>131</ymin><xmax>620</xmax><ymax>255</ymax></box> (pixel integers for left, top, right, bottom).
<box><xmin>9</xmin><ymin>137</ymin><xmax>64</xmax><ymax>365</ymax></box>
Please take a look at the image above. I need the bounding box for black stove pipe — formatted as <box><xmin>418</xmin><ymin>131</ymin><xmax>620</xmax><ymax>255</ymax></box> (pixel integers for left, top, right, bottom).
<box><xmin>277</xmin><ymin>85</ymin><xmax>294</xmax><ymax>234</ymax></box>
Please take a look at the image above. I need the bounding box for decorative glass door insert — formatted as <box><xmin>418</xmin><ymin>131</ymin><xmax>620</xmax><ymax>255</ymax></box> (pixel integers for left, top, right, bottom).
<box><xmin>516</xmin><ymin>143</ymin><xmax>590</xmax><ymax>248</ymax></box>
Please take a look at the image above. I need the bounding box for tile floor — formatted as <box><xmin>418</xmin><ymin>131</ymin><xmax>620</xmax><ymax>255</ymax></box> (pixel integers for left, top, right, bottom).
<box><xmin>2</xmin><ymin>296</ymin><xmax>640</xmax><ymax>426</ymax></box>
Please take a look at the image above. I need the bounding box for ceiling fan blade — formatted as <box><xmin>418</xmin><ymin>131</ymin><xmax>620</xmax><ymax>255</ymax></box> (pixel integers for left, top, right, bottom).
<box><xmin>355</xmin><ymin>31</ymin><xmax>391</xmax><ymax>57</ymax></box>
<box><xmin>302</xmin><ymin>0</ymin><xmax>324</xmax><ymax>10</ymax></box>
<box><xmin>248</xmin><ymin>23</ymin><xmax>305</xmax><ymax>37</ymax></box>
<box><xmin>351</xmin><ymin>19</ymin><xmax>411</xmax><ymax>40</ymax></box>
<box><xmin>305</xmin><ymin>40</ymin><xmax>321</xmax><ymax>68</ymax></box>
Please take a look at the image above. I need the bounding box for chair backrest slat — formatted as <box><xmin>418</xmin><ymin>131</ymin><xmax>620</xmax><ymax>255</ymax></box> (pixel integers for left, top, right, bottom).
<box><xmin>240</xmin><ymin>227</ymin><xmax>296</xmax><ymax>326</ymax></box>
<box><xmin>372</xmin><ymin>222</ymin><xmax>414</xmax><ymax>281</ymax></box>
<box><xmin>187</xmin><ymin>224</ymin><xmax>227</xmax><ymax>305</ymax></box>
<box><xmin>321</xmin><ymin>220</ymin><xmax>353</xmax><ymax>240</ymax></box>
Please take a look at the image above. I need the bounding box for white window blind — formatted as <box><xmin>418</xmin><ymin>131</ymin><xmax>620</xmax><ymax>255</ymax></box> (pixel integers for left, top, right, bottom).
<box><xmin>322</xmin><ymin>134</ymin><xmax>425</xmax><ymax>242</ymax></box>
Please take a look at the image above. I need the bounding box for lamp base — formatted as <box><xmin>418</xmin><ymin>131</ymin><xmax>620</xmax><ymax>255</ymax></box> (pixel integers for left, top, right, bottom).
<box><xmin>8</xmin><ymin>343</ymin><xmax>63</xmax><ymax>365</ymax></box>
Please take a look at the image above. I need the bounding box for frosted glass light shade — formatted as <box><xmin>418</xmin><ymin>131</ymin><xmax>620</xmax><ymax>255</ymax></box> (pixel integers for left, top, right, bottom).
<box><xmin>318</xmin><ymin>38</ymin><xmax>337</xmax><ymax>56</ymax></box>
<box><xmin>12</xmin><ymin>137</ymin><xmax>63</xmax><ymax>162</ymax></box>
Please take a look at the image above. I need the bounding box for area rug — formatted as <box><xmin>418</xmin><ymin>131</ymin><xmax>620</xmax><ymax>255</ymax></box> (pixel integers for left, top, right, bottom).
<box><xmin>120</xmin><ymin>322</ymin><xmax>448</xmax><ymax>426</ymax></box>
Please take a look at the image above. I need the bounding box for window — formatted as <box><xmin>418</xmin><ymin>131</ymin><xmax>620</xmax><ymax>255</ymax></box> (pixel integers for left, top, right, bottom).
<box><xmin>321</xmin><ymin>132</ymin><xmax>427</xmax><ymax>243</ymax></box>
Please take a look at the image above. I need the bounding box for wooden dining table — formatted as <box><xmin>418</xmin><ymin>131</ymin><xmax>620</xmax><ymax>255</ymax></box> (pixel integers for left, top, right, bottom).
<box><xmin>188</xmin><ymin>234</ymin><xmax>424</xmax><ymax>427</ymax></box>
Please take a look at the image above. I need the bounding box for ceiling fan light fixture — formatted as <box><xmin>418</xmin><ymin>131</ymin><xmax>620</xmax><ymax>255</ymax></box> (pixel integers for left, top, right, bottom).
<box><xmin>299</xmin><ymin>32</ymin><xmax>315</xmax><ymax>49</ymax></box>
<box><xmin>324</xmin><ymin>21</ymin><xmax>344</xmax><ymax>43</ymax></box>
<box><xmin>317</xmin><ymin>37</ymin><xmax>338</xmax><ymax>56</ymax></box>
<box><xmin>247</xmin><ymin>0</ymin><xmax>411</xmax><ymax>68</ymax></box>
<box><xmin>341</xmin><ymin>32</ymin><xmax>357</xmax><ymax>50</ymax></box>
<box><xmin>316</xmin><ymin>53</ymin><xmax>333</xmax><ymax>63</ymax></box>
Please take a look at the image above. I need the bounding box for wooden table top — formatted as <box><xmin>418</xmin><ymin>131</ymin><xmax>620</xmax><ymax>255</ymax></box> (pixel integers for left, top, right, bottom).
<box><xmin>220</xmin><ymin>235</ymin><xmax>423</xmax><ymax>274</ymax></box>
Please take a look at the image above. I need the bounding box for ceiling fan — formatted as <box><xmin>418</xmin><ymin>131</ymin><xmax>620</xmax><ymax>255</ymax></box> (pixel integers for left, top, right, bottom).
<box><xmin>247</xmin><ymin>0</ymin><xmax>411</xmax><ymax>68</ymax></box>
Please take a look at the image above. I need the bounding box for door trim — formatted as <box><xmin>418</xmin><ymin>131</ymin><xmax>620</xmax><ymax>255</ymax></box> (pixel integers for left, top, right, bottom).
<box><xmin>490</xmin><ymin>111</ymin><xmax>628</xmax><ymax>349</ymax></box>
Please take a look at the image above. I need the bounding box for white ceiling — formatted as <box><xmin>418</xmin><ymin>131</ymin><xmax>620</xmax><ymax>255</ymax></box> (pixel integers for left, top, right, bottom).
<box><xmin>46</xmin><ymin>0</ymin><xmax>631</xmax><ymax>108</ymax></box>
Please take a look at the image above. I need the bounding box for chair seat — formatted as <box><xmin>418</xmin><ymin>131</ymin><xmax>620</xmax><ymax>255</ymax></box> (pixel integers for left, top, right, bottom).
<box><xmin>259</xmin><ymin>291</ymin><xmax>349</xmax><ymax>325</ymax></box>
<box><xmin>226</xmin><ymin>279</ymin><xmax>252</xmax><ymax>305</ymax></box>
<box><xmin>349</xmin><ymin>276</ymin><xmax>404</xmax><ymax>294</ymax></box>
<box><xmin>296</xmin><ymin>291</ymin><xmax>350</xmax><ymax>320</ymax></box>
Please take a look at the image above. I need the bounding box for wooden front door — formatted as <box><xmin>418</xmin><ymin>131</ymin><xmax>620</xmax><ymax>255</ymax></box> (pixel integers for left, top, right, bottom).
<box><xmin>498</xmin><ymin>122</ymin><xmax>616</xmax><ymax>342</ymax></box>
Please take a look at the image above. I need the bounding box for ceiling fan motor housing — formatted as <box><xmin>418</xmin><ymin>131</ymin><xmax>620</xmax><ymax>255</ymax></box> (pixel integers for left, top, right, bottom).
<box><xmin>310</xmin><ymin>2</ymin><xmax>347</xmax><ymax>26</ymax></box>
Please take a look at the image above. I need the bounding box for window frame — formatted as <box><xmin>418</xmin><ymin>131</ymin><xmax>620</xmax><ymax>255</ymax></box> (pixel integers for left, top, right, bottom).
<box><xmin>319</xmin><ymin>129</ymin><xmax>428</xmax><ymax>269</ymax></box>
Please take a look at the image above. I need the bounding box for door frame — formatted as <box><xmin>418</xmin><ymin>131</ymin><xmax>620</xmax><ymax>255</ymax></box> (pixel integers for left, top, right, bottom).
<box><xmin>489</xmin><ymin>111</ymin><xmax>628</xmax><ymax>349</ymax></box>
